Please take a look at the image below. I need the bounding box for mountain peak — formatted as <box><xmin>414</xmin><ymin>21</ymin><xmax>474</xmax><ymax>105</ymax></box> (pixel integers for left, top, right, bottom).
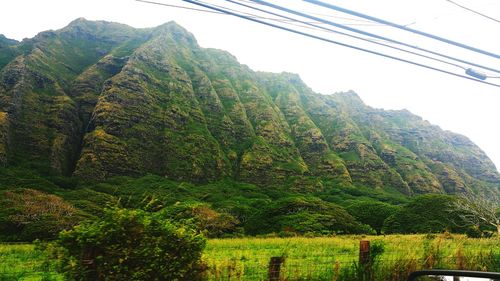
<box><xmin>154</xmin><ymin>20</ymin><xmax>181</xmax><ymax>29</ymax></box>
<box><xmin>149</xmin><ymin>21</ymin><xmax>198</xmax><ymax>47</ymax></box>
<box><xmin>68</xmin><ymin>17</ymin><xmax>89</xmax><ymax>25</ymax></box>
<box><xmin>333</xmin><ymin>90</ymin><xmax>365</xmax><ymax>107</ymax></box>
<box><xmin>0</xmin><ymin>34</ymin><xmax>18</xmax><ymax>46</ymax></box>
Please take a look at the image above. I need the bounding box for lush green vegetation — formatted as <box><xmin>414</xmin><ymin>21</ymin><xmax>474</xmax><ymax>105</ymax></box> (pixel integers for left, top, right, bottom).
<box><xmin>1</xmin><ymin>17</ymin><xmax>498</xmax><ymax>241</ymax></box>
<box><xmin>2</xmin><ymin>167</ymin><xmax>497</xmax><ymax>241</ymax></box>
<box><xmin>1</xmin><ymin>235</ymin><xmax>499</xmax><ymax>281</ymax></box>
<box><xmin>2</xmin><ymin>19</ymin><xmax>499</xmax><ymax>199</ymax></box>
<box><xmin>2</xmin><ymin>169</ymin><xmax>496</xmax><ymax>280</ymax></box>
<box><xmin>1</xmin><ymin>18</ymin><xmax>499</xmax><ymax>281</ymax></box>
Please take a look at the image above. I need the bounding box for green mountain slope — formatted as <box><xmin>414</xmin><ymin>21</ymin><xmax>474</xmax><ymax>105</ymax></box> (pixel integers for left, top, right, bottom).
<box><xmin>0</xmin><ymin>19</ymin><xmax>498</xmax><ymax>196</ymax></box>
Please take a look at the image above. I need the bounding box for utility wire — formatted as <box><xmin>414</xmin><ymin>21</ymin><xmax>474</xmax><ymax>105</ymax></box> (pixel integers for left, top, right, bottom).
<box><xmin>135</xmin><ymin>0</ymin><xmax>221</xmax><ymax>14</ymax></box>
<box><xmin>226</xmin><ymin>0</ymin><xmax>467</xmax><ymax>70</ymax></box>
<box><xmin>196</xmin><ymin>0</ymin><xmax>320</xmax><ymax>31</ymax></box>
<box><xmin>137</xmin><ymin>0</ymin><xmax>500</xmax><ymax>80</ymax></box>
<box><xmin>136</xmin><ymin>0</ymin><xmax>317</xmax><ymax>30</ymax></box>
<box><xmin>251</xmin><ymin>0</ymin><xmax>500</xmax><ymax>73</ymax></box>
<box><xmin>304</xmin><ymin>0</ymin><xmax>500</xmax><ymax>60</ymax></box>
<box><xmin>444</xmin><ymin>0</ymin><xmax>500</xmax><ymax>24</ymax></box>
<box><xmin>177</xmin><ymin>0</ymin><xmax>500</xmax><ymax>88</ymax></box>
<box><xmin>249</xmin><ymin>0</ymin><xmax>500</xmax><ymax>75</ymax></box>
<box><xmin>134</xmin><ymin>0</ymin><xmax>386</xmax><ymax>27</ymax></box>
<box><xmin>239</xmin><ymin>0</ymin><xmax>376</xmax><ymax>24</ymax></box>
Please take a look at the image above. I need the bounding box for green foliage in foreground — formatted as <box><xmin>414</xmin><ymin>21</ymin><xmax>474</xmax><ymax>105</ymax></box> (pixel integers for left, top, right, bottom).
<box><xmin>55</xmin><ymin>207</ymin><xmax>206</xmax><ymax>281</ymax></box>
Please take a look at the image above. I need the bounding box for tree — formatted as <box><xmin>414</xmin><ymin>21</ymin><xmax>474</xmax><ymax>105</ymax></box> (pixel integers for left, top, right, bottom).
<box><xmin>382</xmin><ymin>194</ymin><xmax>464</xmax><ymax>234</ymax></box>
<box><xmin>246</xmin><ymin>196</ymin><xmax>373</xmax><ymax>235</ymax></box>
<box><xmin>57</xmin><ymin>207</ymin><xmax>206</xmax><ymax>281</ymax></box>
<box><xmin>0</xmin><ymin>189</ymin><xmax>82</xmax><ymax>241</ymax></box>
<box><xmin>451</xmin><ymin>193</ymin><xmax>500</xmax><ymax>236</ymax></box>
<box><xmin>347</xmin><ymin>200</ymin><xmax>400</xmax><ymax>234</ymax></box>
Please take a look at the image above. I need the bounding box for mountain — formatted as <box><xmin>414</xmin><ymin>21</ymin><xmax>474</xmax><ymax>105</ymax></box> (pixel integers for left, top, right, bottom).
<box><xmin>0</xmin><ymin>18</ymin><xmax>498</xmax><ymax>196</ymax></box>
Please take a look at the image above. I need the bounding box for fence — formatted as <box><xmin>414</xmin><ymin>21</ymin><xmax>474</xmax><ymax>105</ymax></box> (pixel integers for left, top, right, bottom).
<box><xmin>203</xmin><ymin>236</ymin><xmax>500</xmax><ymax>281</ymax></box>
<box><xmin>203</xmin><ymin>240</ymin><xmax>372</xmax><ymax>280</ymax></box>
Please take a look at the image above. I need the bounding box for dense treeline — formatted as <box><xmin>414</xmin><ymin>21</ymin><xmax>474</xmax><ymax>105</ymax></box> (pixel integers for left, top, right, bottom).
<box><xmin>1</xmin><ymin>167</ymin><xmax>497</xmax><ymax>242</ymax></box>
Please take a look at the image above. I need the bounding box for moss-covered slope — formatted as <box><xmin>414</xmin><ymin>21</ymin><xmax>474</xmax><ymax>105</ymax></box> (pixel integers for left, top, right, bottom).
<box><xmin>0</xmin><ymin>19</ymin><xmax>498</xmax><ymax>196</ymax></box>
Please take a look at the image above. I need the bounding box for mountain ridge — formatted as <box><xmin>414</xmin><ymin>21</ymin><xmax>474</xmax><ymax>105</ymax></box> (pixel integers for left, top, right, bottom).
<box><xmin>0</xmin><ymin>19</ymin><xmax>498</xmax><ymax>196</ymax></box>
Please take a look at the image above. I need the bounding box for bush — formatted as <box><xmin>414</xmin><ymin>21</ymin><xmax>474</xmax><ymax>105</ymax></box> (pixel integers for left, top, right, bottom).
<box><xmin>0</xmin><ymin>188</ymin><xmax>82</xmax><ymax>241</ymax></box>
<box><xmin>162</xmin><ymin>201</ymin><xmax>240</xmax><ymax>238</ymax></box>
<box><xmin>57</xmin><ymin>207</ymin><xmax>206</xmax><ymax>281</ymax></box>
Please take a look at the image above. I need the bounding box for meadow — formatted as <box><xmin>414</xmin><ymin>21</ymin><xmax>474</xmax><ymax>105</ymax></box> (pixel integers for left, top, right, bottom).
<box><xmin>0</xmin><ymin>234</ymin><xmax>499</xmax><ymax>281</ymax></box>
<box><xmin>0</xmin><ymin>243</ymin><xmax>63</xmax><ymax>281</ymax></box>
<box><xmin>203</xmin><ymin>234</ymin><xmax>500</xmax><ymax>281</ymax></box>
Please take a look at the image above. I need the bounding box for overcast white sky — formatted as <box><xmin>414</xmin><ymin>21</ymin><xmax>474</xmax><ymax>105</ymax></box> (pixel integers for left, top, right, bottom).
<box><xmin>1</xmin><ymin>0</ymin><xmax>499</xmax><ymax>171</ymax></box>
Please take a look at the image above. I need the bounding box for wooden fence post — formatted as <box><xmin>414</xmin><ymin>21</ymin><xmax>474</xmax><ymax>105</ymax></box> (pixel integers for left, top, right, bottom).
<box><xmin>268</xmin><ymin>256</ymin><xmax>285</xmax><ymax>281</ymax></box>
<box><xmin>359</xmin><ymin>240</ymin><xmax>370</xmax><ymax>266</ymax></box>
<box><xmin>359</xmin><ymin>240</ymin><xmax>371</xmax><ymax>280</ymax></box>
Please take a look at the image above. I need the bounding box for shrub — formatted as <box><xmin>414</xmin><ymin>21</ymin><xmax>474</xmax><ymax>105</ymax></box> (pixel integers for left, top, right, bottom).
<box><xmin>57</xmin><ymin>207</ymin><xmax>206</xmax><ymax>281</ymax></box>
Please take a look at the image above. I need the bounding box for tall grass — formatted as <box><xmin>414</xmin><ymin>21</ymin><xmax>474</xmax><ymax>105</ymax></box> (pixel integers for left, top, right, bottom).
<box><xmin>0</xmin><ymin>243</ymin><xmax>63</xmax><ymax>281</ymax></box>
<box><xmin>203</xmin><ymin>234</ymin><xmax>500</xmax><ymax>281</ymax></box>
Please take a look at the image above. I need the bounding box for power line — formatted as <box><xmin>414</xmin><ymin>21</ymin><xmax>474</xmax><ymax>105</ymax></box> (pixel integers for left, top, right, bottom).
<box><xmin>304</xmin><ymin>0</ymin><xmax>500</xmax><ymax>60</ymax></box>
<box><xmin>138</xmin><ymin>0</ymin><xmax>459</xmax><ymax>68</ymax></box>
<box><xmin>248</xmin><ymin>0</ymin><xmax>500</xmax><ymax>75</ymax></box>
<box><xmin>239</xmin><ymin>0</ymin><xmax>376</xmax><ymax>24</ymax></box>
<box><xmin>177</xmin><ymin>0</ymin><xmax>500</xmax><ymax>88</ymax></box>
<box><xmin>137</xmin><ymin>0</ymin><xmax>500</xmax><ymax>82</ymax></box>
<box><xmin>444</xmin><ymin>0</ymin><xmax>500</xmax><ymax>24</ymax></box>
<box><xmin>196</xmin><ymin>0</ymin><xmax>321</xmax><ymax>31</ymax></box>
<box><xmin>226</xmin><ymin>0</ymin><xmax>467</xmax><ymax>70</ymax></box>
<box><xmin>135</xmin><ymin>0</ymin><xmax>222</xmax><ymax>14</ymax></box>
<box><xmin>134</xmin><ymin>0</ymin><xmax>387</xmax><ymax>28</ymax></box>
<box><xmin>135</xmin><ymin>0</ymin><xmax>318</xmax><ymax>31</ymax></box>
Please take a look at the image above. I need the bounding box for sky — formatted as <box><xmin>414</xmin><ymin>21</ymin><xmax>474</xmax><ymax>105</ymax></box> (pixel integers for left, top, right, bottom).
<box><xmin>1</xmin><ymin>0</ymin><xmax>499</xmax><ymax>171</ymax></box>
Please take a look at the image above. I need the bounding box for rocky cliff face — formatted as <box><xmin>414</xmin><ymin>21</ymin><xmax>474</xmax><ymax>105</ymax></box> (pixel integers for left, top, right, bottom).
<box><xmin>0</xmin><ymin>19</ymin><xmax>498</xmax><ymax>195</ymax></box>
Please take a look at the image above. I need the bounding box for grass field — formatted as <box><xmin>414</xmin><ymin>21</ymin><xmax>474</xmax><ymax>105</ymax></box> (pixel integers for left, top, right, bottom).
<box><xmin>203</xmin><ymin>234</ymin><xmax>500</xmax><ymax>280</ymax></box>
<box><xmin>1</xmin><ymin>234</ymin><xmax>499</xmax><ymax>281</ymax></box>
<box><xmin>0</xmin><ymin>243</ymin><xmax>63</xmax><ymax>281</ymax></box>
